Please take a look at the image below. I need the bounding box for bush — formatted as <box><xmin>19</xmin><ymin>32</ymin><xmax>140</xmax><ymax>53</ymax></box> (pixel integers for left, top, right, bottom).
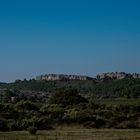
<box><xmin>15</xmin><ymin>101</ymin><xmax>38</xmax><ymax>111</ymax></box>
<box><xmin>83</xmin><ymin>121</ymin><xmax>96</xmax><ymax>128</ymax></box>
<box><xmin>0</xmin><ymin>119</ymin><xmax>9</xmax><ymax>131</ymax></box>
<box><xmin>35</xmin><ymin>117</ymin><xmax>53</xmax><ymax>130</ymax></box>
<box><xmin>49</xmin><ymin>89</ymin><xmax>88</xmax><ymax>106</ymax></box>
<box><xmin>116</xmin><ymin>120</ymin><xmax>138</xmax><ymax>129</ymax></box>
<box><xmin>8</xmin><ymin>121</ymin><xmax>20</xmax><ymax>131</ymax></box>
<box><xmin>28</xmin><ymin>126</ymin><xmax>37</xmax><ymax>135</ymax></box>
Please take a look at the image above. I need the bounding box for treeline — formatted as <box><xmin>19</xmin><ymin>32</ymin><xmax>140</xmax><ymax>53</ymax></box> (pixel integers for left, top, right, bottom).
<box><xmin>0</xmin><ymin>78</ymin><xmax>140</xmax><ymax>99</ymax></box>
<box><xmin>0</xmin><ymin>89</ymin><xmax>140</xmax><ymax>131</ymax></box>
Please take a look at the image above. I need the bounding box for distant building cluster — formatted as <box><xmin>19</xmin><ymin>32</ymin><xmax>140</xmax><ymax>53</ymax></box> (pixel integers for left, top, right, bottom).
<box><xmin>96</xmin><ymin>72</ymin><xmax>140</xmax><ymax>80</ymax></box>
<box><xmin>36</xmin><ymin>74</ymin><xmax>92</xmax><ymax>81</ymax></box>
<box><xmin>36</xmin><ymin>72</ymin><xmax>140</xmax><ymax>81</ymax></box>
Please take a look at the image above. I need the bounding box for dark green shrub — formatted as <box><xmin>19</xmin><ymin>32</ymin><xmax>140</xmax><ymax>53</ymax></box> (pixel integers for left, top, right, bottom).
<box><xmin>28</xmin><ymin>126</ymin><xmax>37</xmax><ymax>135</ymax></box>
<box><xmin>35</xmin><ymin>117</ymin><xmax>53</xmax><ymax>130</ymax></box>
<box><xmin>126</xmin><ymin>121</ymin><xmax>138</xmax><ymax>128</ymax></box>
<box><xmin>0</xmin><ymin>119</ymin><xmax>9</xmax><ymax>131</ymax></box>
<box><xmin>116</xmin><ymin>121</ymin><xmax>138</xmax><ymax>129</ymax></box>
<box><xmin>49</xmin><ymin>89</ymin><xmax>88</xmax><ymax>106</ymax></box>
<box><xmin>83</xmin><ymin>121</ymin><xmax>96</xmax><ymax>128</ymax></box>
<box><xmin>95</xmin><ymin>118</ymin><xmax>106</xmax><ymax>128</ymax></box>
<box><xmin>15</xmin><ymin>100</ymin><xmax>38</xmax><ymax>111</ymax></box>
<box><xmin>8</xmin><ymin>121</ymin><xmax>19</xmax><ymax>131</ymax></box>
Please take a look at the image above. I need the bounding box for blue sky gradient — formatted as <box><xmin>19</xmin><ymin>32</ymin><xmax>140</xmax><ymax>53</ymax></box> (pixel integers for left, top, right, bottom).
<box><xmin>0</xmin><ymin>0</ymin><xmax>140</xmax><ymax>82</ymax></box>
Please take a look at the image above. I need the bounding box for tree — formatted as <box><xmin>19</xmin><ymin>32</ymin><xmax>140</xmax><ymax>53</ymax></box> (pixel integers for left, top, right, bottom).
<box><xmin>49</xmin><ymin>89</ymin><xmax>88</xmax><ymax>106</ymax></box>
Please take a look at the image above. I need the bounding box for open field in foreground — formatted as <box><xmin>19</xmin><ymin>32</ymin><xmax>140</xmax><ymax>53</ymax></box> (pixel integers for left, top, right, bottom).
<box><xmin>0</xmin><ymin>128</ymin><xmax>140</xmax><ymax>140</ymax></box>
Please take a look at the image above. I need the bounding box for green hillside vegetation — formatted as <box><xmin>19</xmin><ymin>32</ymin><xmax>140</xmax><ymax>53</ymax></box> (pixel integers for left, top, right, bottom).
<box><xmin>0</xmin><ymin>78</ymin><xmax>140</xmax><ymax>99</ymax></box>
<box><xmin>0</xmin><ymin>79</ymin><xmax>140</xmax><ymax>131</ymax></box>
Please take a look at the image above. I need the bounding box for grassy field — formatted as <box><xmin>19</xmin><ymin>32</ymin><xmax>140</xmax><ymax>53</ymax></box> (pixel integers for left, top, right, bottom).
<box><xmin>0</xmin><ymin>127</ymin><xmax>140</xmax><ymax>140</ymax></box>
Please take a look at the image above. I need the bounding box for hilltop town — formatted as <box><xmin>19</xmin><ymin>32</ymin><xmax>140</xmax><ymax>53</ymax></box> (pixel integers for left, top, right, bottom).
<box><xmin>36</xmin><ymin>72</ymin><xmax>140</xmax><ymax>81</ymax></box>
<box><xmin>96</xmin><ymin>72</ymin><xmax>140</xmax><ymax>80</ymax></box>
<box><xmin>36</xmin><ymin>74</ymin><xmax>92</xmax><ymax>81</ymax></box>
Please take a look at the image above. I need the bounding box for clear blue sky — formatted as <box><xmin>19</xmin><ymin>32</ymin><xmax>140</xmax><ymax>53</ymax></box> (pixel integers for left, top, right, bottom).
<box><xmin>0</xmin><ymin>0</ymin><xmax>140</xmax><ymax>82</ymax></box>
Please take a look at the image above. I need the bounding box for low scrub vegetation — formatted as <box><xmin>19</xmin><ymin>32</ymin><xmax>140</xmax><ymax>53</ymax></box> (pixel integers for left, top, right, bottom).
<box><xmin>0</xmin><ymin>89</ymin><xmax>140</xmax><ymax>131</ymax></box>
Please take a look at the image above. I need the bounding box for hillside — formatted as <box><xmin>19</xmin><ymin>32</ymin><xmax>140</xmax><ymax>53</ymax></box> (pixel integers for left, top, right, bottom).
<box><xmin>0</xmin><ymin>73</ymin><xmax>140</xmax><ymax>131</ymax></box>
<box><xmin>0</xmin><ymin>76</ymin><xmax>140</xmax><ymax>103</ymax></box>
